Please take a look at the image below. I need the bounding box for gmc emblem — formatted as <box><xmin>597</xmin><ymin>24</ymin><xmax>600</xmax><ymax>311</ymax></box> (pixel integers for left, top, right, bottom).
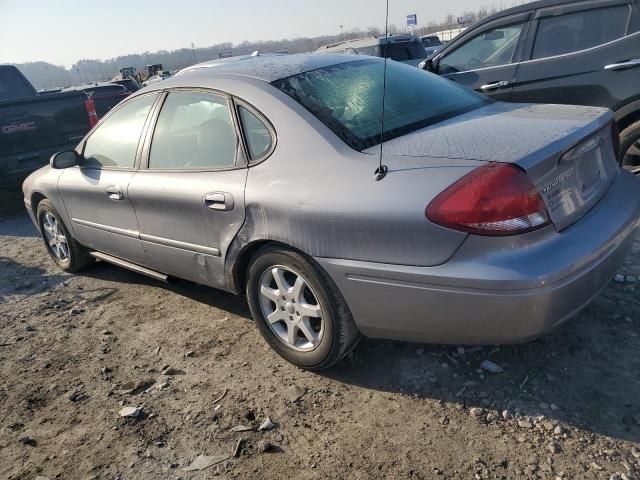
<box><xmin>1</xmin><ymin>122</ymin><xmax>37</xmax><ymax>134</ymax></box>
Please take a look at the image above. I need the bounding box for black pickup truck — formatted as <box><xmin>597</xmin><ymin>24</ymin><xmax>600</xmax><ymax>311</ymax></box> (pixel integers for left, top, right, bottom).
<box><xmin>0</xmin><ymin>65</ymin><xmax>98</xmax><ymax>188</ymax></box>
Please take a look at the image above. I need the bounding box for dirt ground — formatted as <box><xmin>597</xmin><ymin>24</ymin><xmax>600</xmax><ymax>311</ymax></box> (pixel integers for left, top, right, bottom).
<box><xmin>1</xmin><ymin>193</ymin><xmax>639</xmax><ymax>480</ymax></box>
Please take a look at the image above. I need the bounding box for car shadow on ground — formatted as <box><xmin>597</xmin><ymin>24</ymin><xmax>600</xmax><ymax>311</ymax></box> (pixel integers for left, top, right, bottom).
<box><xmin>82</xmin><ymin>258</ymin><xmax>640</xmax><ymax>444</ymax></box>
<box><xmin>0</xmin><ymin>256</ymin><xmax>67</xmax><ymax>303</ymax></box>
<box><xmin>323</xmin><ymin>289</ymin><xmax>640</xmax><ymax>444</ymax></box>
<box><xmin>81</xmin><ymin>260</ymin><xmax>252</xmax><ymax>319</ymax></box>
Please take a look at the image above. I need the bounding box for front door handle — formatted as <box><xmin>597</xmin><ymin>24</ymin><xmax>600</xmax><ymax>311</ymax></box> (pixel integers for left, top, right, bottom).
<box><xmin>480</xmin><ymin>80</ymin><xmax>510</xmax><ymax>91</ymax></box>
<box><xmin>105</xmin><ymin>186</ymin><xmax>124</xmax><ymax>200</ymax></box>
<box><xmin>604</xmin><ymin>59</ymin><xmax>640</xmax><ymax>71</ymax></box>
<box><xmin>204</xmin><ymin>192</ymin><xmax>234</xmax><ymax>211</ymax></box>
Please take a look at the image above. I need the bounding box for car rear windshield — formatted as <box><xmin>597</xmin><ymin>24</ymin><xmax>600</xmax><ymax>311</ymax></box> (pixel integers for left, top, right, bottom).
<box><xmin>272</xmin><ymin>59</ymin><xmax>489</xmax><ymax>151</ymax></box>
<box><xmin>382</xmin><ymin>41</ymin><xmax>427</xmax><ymax>61</ymax></box>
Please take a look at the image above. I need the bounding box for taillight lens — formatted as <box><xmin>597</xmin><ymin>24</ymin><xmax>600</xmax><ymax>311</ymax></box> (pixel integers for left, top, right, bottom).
<box><xmin>426</xmin><ymin>163</ymin><xmax>550</xmax><ymax>236</ymax></box>
<box><xmin>84</xmin><ymin>99</ymin><xmax>99</xmax><ymax>127</ymax></box>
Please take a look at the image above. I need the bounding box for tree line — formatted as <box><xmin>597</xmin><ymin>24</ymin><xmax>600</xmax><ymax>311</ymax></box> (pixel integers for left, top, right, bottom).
<box><xmin>14</xmin><ymin>1</ymin><xmax>529</xmax><ymax>90</ymax></box>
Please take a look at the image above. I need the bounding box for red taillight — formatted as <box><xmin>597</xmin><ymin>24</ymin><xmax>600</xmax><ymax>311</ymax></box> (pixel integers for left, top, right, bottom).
<box><xmin>426</xmin><ymin>163</ymin><xmax>550</xmax><ymax>236</ymax></box>
<box><xmin>84</xmin><ymin>99</ymin><xmax>99</xmax><ymax>127</ymax></box>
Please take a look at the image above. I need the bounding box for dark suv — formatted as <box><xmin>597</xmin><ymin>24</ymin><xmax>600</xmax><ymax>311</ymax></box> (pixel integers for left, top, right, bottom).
<box><xmin>423</xmin><ymin>0</ymin><xmax>640</xmax><ymax>173</ymax></box>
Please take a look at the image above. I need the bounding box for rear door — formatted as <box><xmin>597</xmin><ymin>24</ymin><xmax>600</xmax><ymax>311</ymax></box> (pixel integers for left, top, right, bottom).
<box><xmin>128</xmin><ymin>89</ymin><xmax>255</xmax><ymax>288</ymax></box>
<box><xmin>511</xmin><ymin>0</ymin><xmax>640</xmax><ymax>109</ymax></box>
<box><xmin>434</xmin><ymin>12</ymin><xmax>532</xmax><ymax>101</ymax></box>
<box><xmin>58</xmin><ymin>92</ymin><xmax>158</xmax><ymax>264</ymax></box>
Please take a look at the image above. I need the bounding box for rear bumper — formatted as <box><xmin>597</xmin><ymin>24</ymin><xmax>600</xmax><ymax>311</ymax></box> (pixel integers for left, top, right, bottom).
<box><xmin>317</xmin><ymin>171</ymin><xmax>640</xmax><ymax>344</ymax></box>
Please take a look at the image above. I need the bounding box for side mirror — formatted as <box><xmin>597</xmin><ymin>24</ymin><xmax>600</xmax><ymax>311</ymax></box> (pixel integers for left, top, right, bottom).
<box><xmin>421</xmin><ymin>58</ymin><xmax>435</xmax><ymax>73</ymax></box>
<box><xmin>50</xmin><ymin>150</ymin><xmax>79</xmax><ymax>169</ymax></box>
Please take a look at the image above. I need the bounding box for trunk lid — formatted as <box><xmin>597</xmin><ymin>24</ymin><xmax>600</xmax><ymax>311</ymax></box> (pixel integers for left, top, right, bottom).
<box><xmin>378</xmin><ymin>102</ymin><xmax>619</xmax><ymax>231</ymax></box>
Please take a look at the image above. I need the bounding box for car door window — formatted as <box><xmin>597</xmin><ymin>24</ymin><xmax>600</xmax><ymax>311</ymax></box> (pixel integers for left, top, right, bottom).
<box><xmin>149</xmin><ymin>91</ymin><xmax>237</xmax><ymax>169</ymax></box>
<box><xmin>82</xmin><ymin>94</ymin><xmax>156</xmax><ymax>168</ymax></box>
<box><xmin>439</xmin><ymin>22</ymin><xmax>526</xmax><ymax>74</ymax></box>
<box><xmin>532</xmin><ymin>5</ymin><xmax>631</xmax><ymax>59</ymax></box>
<box><xmin>238</xmin><ymin>106</ymin><xmax>273</xmax><ymax>162</ymax></box>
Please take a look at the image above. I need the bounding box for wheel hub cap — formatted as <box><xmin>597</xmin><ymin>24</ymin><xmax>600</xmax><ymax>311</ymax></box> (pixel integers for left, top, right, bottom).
<box><xmin>42</xmin><ymin>212</ymin><xmax>69</xmax><ymax>262</ymax></box>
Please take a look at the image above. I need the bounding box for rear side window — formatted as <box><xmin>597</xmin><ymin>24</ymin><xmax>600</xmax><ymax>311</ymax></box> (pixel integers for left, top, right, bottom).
<box><xmin>532</xmin><ymin>5</ymin><xmax>631</xmax><ymax>59</ymax></box>
<box><xmin>238</xmin><ymin>106</ymin><xmax>273</xmax><ymax>161</ymax></box>
<box><xmin>149</xmin><ymin>91</ymin><xmax>237</xmax><ymax>169</ymax></box>
<box><xmin>82</xmin><ymin>94</ymin><xmax>156</xmax><ymax>168</ymax></box>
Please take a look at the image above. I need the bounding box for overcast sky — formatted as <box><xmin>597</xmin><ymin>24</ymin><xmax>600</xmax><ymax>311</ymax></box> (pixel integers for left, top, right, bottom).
<box><xmin>0</xmin><ymin>0</ymin><xmax>525</xmax><ymax>67</ymax></box>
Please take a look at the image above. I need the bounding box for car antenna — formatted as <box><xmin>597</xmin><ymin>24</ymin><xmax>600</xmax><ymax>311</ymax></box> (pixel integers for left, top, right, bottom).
<box><xmin>374</xmin><ymin>0</ymin><xmax>390</xmax><ymax>182</ymax></box>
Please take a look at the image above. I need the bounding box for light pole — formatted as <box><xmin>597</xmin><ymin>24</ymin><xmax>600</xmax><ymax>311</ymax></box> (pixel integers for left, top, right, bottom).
<box><xmin>191</xmin><ymin>43</ymin><xmax>197</xmax><ymax>64</ymax></box>
<box><xmin>339</xmin><ymin>25</ymin><xmax>344</xmax><ymax>38</ymax></box>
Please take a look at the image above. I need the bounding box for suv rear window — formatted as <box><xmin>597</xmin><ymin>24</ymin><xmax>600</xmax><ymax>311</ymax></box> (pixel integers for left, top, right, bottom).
<box><xmin>272</xmin><ymin>59</ymin><xmax>489</xmax><ymax>151</ymax></box>
<box><xmin>382</xmin><ymin>41</ymin><xmax>426</xmax><ymax>61</ymax></box>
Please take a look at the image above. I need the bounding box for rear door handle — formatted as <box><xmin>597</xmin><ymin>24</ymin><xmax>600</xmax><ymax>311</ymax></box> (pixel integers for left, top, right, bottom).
<box><xmin>105</xmin><ymin>186</ymin><xmax>124</xmax><ymax>200</ymax></box>
<box><xmin>604</xmin><ymin>59</ymin><xmax>640</xmax><ymax>71</ymax></box>
<box><xmin>204</xmin><ymin>192</ymin><xmax>234</xmax><ymax>211</ymax></box>
<box><xmin>480</xmin><ymin>80</ymin><xmax>510</xmax><ymax>91</ymax></box>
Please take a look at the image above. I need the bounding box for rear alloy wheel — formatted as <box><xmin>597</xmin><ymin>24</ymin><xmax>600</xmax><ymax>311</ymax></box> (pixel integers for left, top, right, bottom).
<box><xmin>36</xmin><ymin>199</ymin><xmax>94</xmax><ymax>272</ymax></box>
<box><xmin>246</xmin><ymin>246</ymin><xmax>360</xmax><ymax>370</ymax></box>
<box><xmin>620</xmin><ymin>121</ymin><xmax>640</xmax><ymax>175</ymax></box>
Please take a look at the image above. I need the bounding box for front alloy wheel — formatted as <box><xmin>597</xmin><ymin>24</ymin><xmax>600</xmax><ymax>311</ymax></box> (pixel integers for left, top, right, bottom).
<box><xmin>42</xmin><ymin>212</ymin><xmax>70</xmax><ymax>262</ymax></box>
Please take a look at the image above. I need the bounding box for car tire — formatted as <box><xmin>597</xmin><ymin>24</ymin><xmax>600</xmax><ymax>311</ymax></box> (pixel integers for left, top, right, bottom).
<box><xmin>36</xmin><ymin>199</ymin><xmax>94</xmax><ymax>273</ymax></box>
<box><xmin>246</xmin><ymin>245</ymin><xmax>360</xmax><ymax>370</ymax></box>
<box><xmin>620</xmin><ymin>121</ymin><xmax>640</xmax><ymax>174</ymax></box>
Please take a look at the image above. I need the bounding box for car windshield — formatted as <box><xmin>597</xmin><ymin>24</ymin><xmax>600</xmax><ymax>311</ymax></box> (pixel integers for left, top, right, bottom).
<box><xmin>272</xmin><ymin>59</ymin><xmax>489</xmax><ymax>151</ymax></box>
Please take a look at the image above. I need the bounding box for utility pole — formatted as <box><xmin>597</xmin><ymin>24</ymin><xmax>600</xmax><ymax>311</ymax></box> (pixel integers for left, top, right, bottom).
<box><xmin>339</xmin><ymin>25</ymin><xmax>344</xmax><ymax>38</ymax></box>
<box><xmin>191</xmin><ymin>43</ymin><xmax>197</xmax><ymax>64</ymax></box>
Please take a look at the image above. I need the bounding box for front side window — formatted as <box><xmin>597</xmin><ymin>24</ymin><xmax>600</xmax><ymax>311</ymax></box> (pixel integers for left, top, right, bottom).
<box><xmin>82</xmin><ymin>93</ymin><xmax>156</xmax><ymax>168</ymax></box>
<box><xmin>149</xmin><ymin>91</ymin><xmax>237</xmax><ymax>169</ymax></box>
<box><xmin>532</xmin><ymin>5</ymin><xmax>630</xmax><ymax>59</ymax></box>
<box><xmin>439</xmin><ymin>22</ymin><xmax>526</xmax><ymax>74</ymax></box>
<box><xmin>272</xmin><ymin>59</ymin><xmax>489</xmax><ymax>151</ymax></box>
<box><xmin>238</xmin><ymin>106</ymin><xmax>273</xmax><ymax>161</ymax></box>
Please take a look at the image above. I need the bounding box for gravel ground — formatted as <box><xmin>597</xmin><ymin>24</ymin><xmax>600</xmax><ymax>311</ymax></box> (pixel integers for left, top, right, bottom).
<box><xmin>1</xmin><ymin>195</ymin><xmax>639</xmax><ymax>480</ymax></box>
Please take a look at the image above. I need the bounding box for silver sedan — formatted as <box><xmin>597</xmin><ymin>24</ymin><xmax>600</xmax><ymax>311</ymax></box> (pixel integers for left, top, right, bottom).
<box><xmin>23</xmin><ymin>54</ymin><xmax>640</xmax><ymax>369</ymax></box>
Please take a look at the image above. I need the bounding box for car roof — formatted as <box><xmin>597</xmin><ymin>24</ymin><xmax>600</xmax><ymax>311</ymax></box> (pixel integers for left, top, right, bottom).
<box><xmin>472</xmin><ymin>0</ymin><xmax>613</xmax><ymax>26</ymax></box>
<box><xmin>163</xmin><ymin>53</ymin><xmax>363</xmax><ymax>84</ymax></box>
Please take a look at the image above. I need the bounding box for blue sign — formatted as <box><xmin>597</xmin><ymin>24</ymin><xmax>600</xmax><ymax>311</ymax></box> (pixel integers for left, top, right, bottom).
<box><xmin>406</xmin><ymin>14</ymin><xmax>417</xmax><ymax>27</ymax></box>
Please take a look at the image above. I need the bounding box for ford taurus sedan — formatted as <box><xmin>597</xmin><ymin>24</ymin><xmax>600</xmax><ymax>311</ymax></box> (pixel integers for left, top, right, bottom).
<box><xmin>23</xmin><ymin>54</ymin><xmax>640</xmax><ymax>369</ymax></box>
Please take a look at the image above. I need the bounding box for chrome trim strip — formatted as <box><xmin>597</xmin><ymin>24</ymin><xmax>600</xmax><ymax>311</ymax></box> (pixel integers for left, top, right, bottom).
<box><xmin>89</xmin><ymin>251</ymin><xmax>168</xmax><ymax>282</ymax></box>
<box><xmin>71</xmin><ymin>218</ymin><xmax>139</xmax><ymax>239</ymax></box>
<box><xmin>140</xmin><ymin>233</ymin><xmax>221</xmax><ymax>257</ymax></box>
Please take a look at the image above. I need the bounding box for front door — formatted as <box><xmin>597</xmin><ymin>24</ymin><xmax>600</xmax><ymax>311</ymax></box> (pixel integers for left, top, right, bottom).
<box><xmin>434</xmin><ymin>13</ymin><xmax>531</xmax><ymax>101</ymax></box>
<box><xmin>511</xmin><ymin>0</ymin><xmax>640</xmax><ymax>108</ymax></box>
<box><xmin>128</xmin><ymin>90</ymin><xmax>247</xmax><ymax>288</ymax></box>
<box><xmin>58</xmin><ymin>93</ymin><xmax>158</xmax><ymax>264</ymax></box>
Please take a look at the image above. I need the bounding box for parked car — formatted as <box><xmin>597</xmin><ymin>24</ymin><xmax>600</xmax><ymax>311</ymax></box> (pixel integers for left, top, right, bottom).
<box><xmin>421</xmin><ymin>0</ymin><xmax>640</xmax><ymax>173</ymax></box>
<box><xmin>142</xmin><ymin>71</ymin><xmax>172</xmax><ymax>87</ymax></box>
<box><xmin>113</xmin><ymin>78</ymin><xmax>141</xmax><ymax>92</ymax></box>
<box><xmin>317</xmin><ymin>35</ymin><xmax>427</xmax><ymax>67</ymax></box>
<box><xmin>23</xmin><ymin>55</ymin><xmax>640</xmax><ymax>369</ymax></box>
<box><xmin>0</xmin><ymin>65</ymin><xmax>98</xmax><ymax>188</ymax></box>
<box><xmin>420</xmin><ymin>35</ymin><xmax>445</xmax><ymax>57</ymax></box>
<box><xmin>37</xmin><ymin>87</ymin><xmax>63</xmax><ymax>95</ymax></box>
<box><xmin>62</xmin><ymin>83</ymin><xmax>131</xmax><ymax>118</ymax></box>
